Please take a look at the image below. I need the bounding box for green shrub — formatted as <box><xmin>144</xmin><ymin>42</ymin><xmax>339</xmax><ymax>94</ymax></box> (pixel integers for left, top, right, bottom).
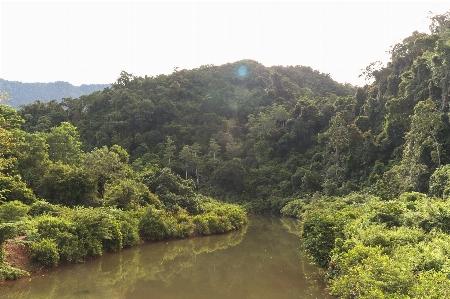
<box><xmin>100</xmin><ymin>216</ymin><xmax>123</xmax><ymax>252</ymax></box>
<box><xmin>119</xmin><ymin>219</ymin><xmax>140</xmax><ymax>247</ymax></box>
<box><xmin>0</xmin><ymin>200</ymin><xmax>30</xmax><ymax>222</ymax></box>
<box><xmin>139</xmin><ymin>206</ymin><xmax>169</xmax><ymax>240</ymax></box>
<box><xmin>172</xmin><ymin>211</ymin><xmax>195</xmax><ymax>238</ymax></box>
<box><xmin>0</xmin><ymin>263</ymin><xmax>29</xmax><ymax>280</ymax></box>
<box><xmin>110</xmin><ymin>210</ymin><xmax>140</xmax><ymax>248</ymax></box>
<box><xmin>217</xmin><ymin>205</ymin><xmax>247</xmax><ymax>229</ymax></box>
<box><xmin>33</xmin><ymin>215</ymin><xmax>80</xmax><ymax>263</ymax></box>
<box><xmin>70</xmin><ymin>208</ymin><xmax>109</xmax><ymax>258</ymax></box>
<box><xmin>0</xmin><ymin>223</ymin><xmax>17</xmax><ymax>263</ymax></box>
<box><xmin>192</xmin><ymin>215</ymin><xmax>210</xmax><ymax>235</ymax></box>
<box><xmin>369</xmin><ymin>200</ymin><xmax>405</xmax><ymax>228</ymax></box>
<box><xmin>330</xmin><ymin>244</ymin><xmax>414</xmax><ymax>298</ymax></box>
<box><xmin>29</xmin><ymin>238</ymin><xmax>60</xmax><ymax>268</ymax></box>
<box><xmin>354</xmin><ymin>225</ymin><xmax>425</xmax><ymax>254</ymax></box>
<box><xmin>302</xmin><ymin>210</ymin><xmax>345</xmax><ymax>268</ymax></box>
<box><xmin>281</xmin><ymin>199</ymin><xmax>306</xmax><ymax>218</ymax></box>
<box><xmin>0</xmin><ymin>175</ymin><xmax>37</xmax><ymax>205</ymax></box>
<box><xmin>204</xmin><ymin>213</ymin><xmax>222</xmax><ymax>234</ymax></box>
<box><xmin>28</xmin><ymin>200</ymin><xmax>60</xmax><ymax>217</ymax></box>
<box><xmin>409</xmin><ymin>270</ymin><xmax>450</xmax><ymax>298</ymax></box>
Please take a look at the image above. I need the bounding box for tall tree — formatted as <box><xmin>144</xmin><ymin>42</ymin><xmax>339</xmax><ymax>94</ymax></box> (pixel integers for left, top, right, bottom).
<box><xmin>179</xmin><ymin>145</ymin><xmax>193</xmax><ymax>180</ymax></box>
<box><xmin>46</xmin><ymin>122</ymin><xmax>84</xmax><ymax>166</ymax></box>
<box><xmin>83</xmin><ymin>146</ymin><xmax>128</xmax><ymax>199</ymax></box>
<box><xmin>163</xmin><ymin>136</ymin><xmax>176</xmax><ymax>170</ymax></box>
<box><xmin>208</xmin><ymin>138</ymin><xmax>221</xmax><ymax>171</ymax></box>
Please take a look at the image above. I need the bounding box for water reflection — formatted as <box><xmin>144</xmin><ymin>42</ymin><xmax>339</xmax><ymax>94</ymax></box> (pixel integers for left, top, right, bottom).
<box><xmin>1</xmin><ymin>215</ymin><xmax>332</xmax><ymax>299</ymax></box>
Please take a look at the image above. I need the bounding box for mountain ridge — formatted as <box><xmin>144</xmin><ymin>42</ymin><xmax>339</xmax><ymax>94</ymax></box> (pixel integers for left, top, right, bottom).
<box><xmin>0</xmin><ymin>78</ymin><xmax>110</xmax><ymax>108</ymax></box>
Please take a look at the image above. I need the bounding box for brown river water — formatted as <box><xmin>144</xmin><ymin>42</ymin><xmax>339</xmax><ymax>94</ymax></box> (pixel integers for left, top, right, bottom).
<box><xmin>0</xmin><ymin>215</ymin><xmax>333</xmax><ymax>299</ymax></box>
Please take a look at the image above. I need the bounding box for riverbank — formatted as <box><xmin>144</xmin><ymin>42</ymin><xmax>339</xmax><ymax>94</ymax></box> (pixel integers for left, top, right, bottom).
<box><xmin>0</xmin><ymin>215</ymin><xmax>332</xmax><ymax>299</ymax></box>
<box><xmin>0</xmin><ymin>202</ymin><xmax>248</xmax><ymax>283</ymax></box>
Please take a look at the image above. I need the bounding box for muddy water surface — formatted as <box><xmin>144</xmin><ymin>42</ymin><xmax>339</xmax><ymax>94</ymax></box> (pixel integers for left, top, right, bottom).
<box><xmin>1</xmin><ymin>215</ymin><xmax>332</xmax><ymax>299</ymax></box>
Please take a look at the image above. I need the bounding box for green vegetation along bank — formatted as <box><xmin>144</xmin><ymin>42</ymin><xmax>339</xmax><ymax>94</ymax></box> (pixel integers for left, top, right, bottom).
<box><xmin>282</xmin><ymin>191</ymin><xmax>450</xmax><ymax>298</ymax></box>
<box><xmin>0</xmin><ymin>102</ymin><xmax>246</xmax><ymax>280</ymax></box>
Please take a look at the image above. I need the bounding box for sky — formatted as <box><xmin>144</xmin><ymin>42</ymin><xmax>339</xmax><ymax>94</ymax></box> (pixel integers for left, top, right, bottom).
<box><xmin>1</xmin><ymin>1</ymin><xmax>449</xmax><ymax>87</ymax></box>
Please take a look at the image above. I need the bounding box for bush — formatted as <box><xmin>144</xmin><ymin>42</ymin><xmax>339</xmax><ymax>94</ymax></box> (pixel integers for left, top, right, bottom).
<box><xmin>0</xmin><ymin>175</ymin><xmax>37</xmax><ymax>205</ymax></box>
<box><xmin>0</xmin><ymin>200</ymin><xmax>30</xmax><ymax>222</ymax></box>
<box><xmin>0</xmin><ymin>223</ymin><xmax>16</xmax><ymax>262</ymax></box>
<box><xmin>33</xmin><ymin>215</ymin><xmax>80</xmax><ymax>263</ymax></box>
<box><xmin>28</xmin><ymin>200</ymin><xmax>61</xmax><ymax>217</ymax></box>
<box><xmin>409</xmin><ymin>271</ymin><xmax>450</xmax><ymax>298</ymax></box>
<box><xmin>29</xmin><ymin>238</ymin><xmax>60</xmax><ymax>268</ymax></box>
<box><xmin>70</xmin><ymin>207</ymin><xmax>123</xmax><ymax>257</ymax></box>
<box><xmin>192</xmin><ymin>215</ymin><xmax>210</xmax><ymax>235</ymax></box>
<box><xmin>281</xmin><ymin>198</ymin><xmax>306</xmax><ymax>218</ymax></box>
<box><xmin>172</xmin><ymin>211</ymin><xmax>195</xmax><ymax>238</ymax></box>
<box><xmin>0</xmin><ymin>263</ymin><xmax>29</xmax><ymax>280</ymax></box>
<box><xmin>100</xmin><ymin>216</ymin><xmax>123</xmax><ymax>252</ymax></box>
<box><xmin>302</xmin><ymin>210</ymin><xmax>345</xmax><ymax>268</ymax></box>
<box><xmin>139</xmin><ymin>206</ymin><xmax>169</xmax><ymax>240</ymax></box>
<box><xmin>221</xmin><ymin>205</ymin><xmax>247</xmax><ymax>229</ymax></box>
<box><xmin>330</xmin><ymin>244</ymin><xmax>414</xmax><ymax>298</ymax></box>
<box><xmin>109</xmin><ymin>209</ymin><xmax>140</xmax><ymax>248</ymax></box>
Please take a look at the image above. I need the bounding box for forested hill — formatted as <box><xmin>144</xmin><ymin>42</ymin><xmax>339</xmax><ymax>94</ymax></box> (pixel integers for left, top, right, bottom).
<box><xmin>0</xmin><ymin>79</ymin><xmax>110</xmax><ymax>108</ymax></box>
<box><xmin>13</xmin><ymin>11</ymin><xmax>450</xmax><ymax>212</ymax></box>
<box><xmin>16</xmin><ymin>60</ymin><xmax>356</xmax><ymax>209</ymax></box>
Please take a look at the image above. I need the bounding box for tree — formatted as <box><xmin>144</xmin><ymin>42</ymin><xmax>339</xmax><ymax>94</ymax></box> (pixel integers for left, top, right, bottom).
<box><xmin>104</xmin><ymin>179</ymin><xmax>161</xmax><ymax>210</ymax></box>
<box><xmin>0</xmin><ymin>91</ymin><xmax>10</xmax><ymax>104</ymax></box>
<box><xmin>212</xmin><ymin>159</ymin><xmax>247</xmax><ymax>195</ymax></box>
<box><xmin>163</xmin><ymin>136</ymin><xmax>176</xmax><ymax>169</ymax></box>
<box><xmin>319</xmin><ymin>113</ymin><xmax>349</xmax><ymax>180</ymax></box>
<box><xmin>396</xmin><ymin>99</ymin><xmax>443</xmax><ymax>192</ymax></box>
<box><xmin>269</xmin><ymin>104</ymin><xmax>289</xmax><ymax>127</ymax></box>
<box><xmin>18</xmin><ymin>100</ymin><xmax>68</xmax><ymax>133</ymax></box>
<box><xmin>83</xmin><ymin>146</ymin><xmax>129</xmax><ymax>199</ymax></box>
<box><xmin>208</xmin><ymin>138</ymin><xmax>221</xmax><ymax>171</ymax></box>
<box><xmin>46</xmin><ymin>122</ymin><xmax>84</xmax><ymax>166</ymax></box>
<box><xmin>409</xmin><ymin>98</ymin><xmax>442</xmax><ymax>167</ymax></box>
<box><xmin>16</xmin><ymin>132</ymin><xmax>51</xmax><ymax>189</ymax></box>
<box><xmin>429</xmin><ymin>165</ymin><xmax>450</xmax><ymax>199</ymax></box>
<box><xmin>0</xmin><ymin>104</ymin><xmax>24</xmax><ymax>175</ymax></box>
<box><xmin>36</xmin><ymin>162</ymin><xmax>96</xmax><ymax>207</ymax></box>
<box><xmin>246</xmin><ymin>111</ymin><xmax>275</xmax><ymax>138</ymax></box>
<box><xmin>191</xmin><ymin>143</ymin><xmax>202</xmax><ymax>187</ymax></box>
<box><xmin>179</xmin><ymin>145</ymin><xmax>193</xmax><ymax>180</ymax></box>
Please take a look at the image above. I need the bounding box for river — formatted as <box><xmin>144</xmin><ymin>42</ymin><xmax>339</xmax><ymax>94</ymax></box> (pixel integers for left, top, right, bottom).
<box><xmin>0</xmin><ymin>215</ymin><xmax>333</xmax><ymax>299</ymax></box>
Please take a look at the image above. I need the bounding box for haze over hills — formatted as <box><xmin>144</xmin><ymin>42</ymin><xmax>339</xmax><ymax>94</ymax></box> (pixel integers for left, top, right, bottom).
<box><xmin>0</xmin><ymin>79</ymin><xmax>110</xmax><ymax>109</ymax></box>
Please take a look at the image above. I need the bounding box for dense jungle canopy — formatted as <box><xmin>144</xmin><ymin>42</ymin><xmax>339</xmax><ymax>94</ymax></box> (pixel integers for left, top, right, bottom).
<box><xmin>11</xmin><ymin>10</ymin><xmax>450</xmax><ymax>211</ymax></box>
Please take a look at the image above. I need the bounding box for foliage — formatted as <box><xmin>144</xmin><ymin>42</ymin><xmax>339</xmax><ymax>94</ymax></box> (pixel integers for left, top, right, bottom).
<box><xmin>0</xmin><ymin>175</ymin><xmax>37</xmax><ymax>205</ymax></box>
<box><xmin>301</xmin><ymin>209</ymin><xmax>345</xmax><ymax>268</ymax></box>
<box><xmin>0</xmin><ymin>263</ymin><xmax>29</xmax><ymax>281</ymax></box>
<box><xmin>104</xmin><ymin>179</ymin><xmax>162</xmax><ymax>210</ymax></box>
<box><xmin>5</xmin><ymin>11</ymin><xmax>450</xmax><ymax>293</ymax></box>
<box><xmin>36</xmin><ymin>162</ymin><xmax>96</xmax><ymax>207</ymax></box>
<box><xmin>280</xmin><ymin>198</ymin><xmax>308</xmax><ymax>217</ymax></box>
<box><xmin>0</xmin><ymin>200</ymin><xmax>30</xmax><ymax>222</ymax></box>
<box><xmin>29</xmin><ymin>238</ymin><xmax>60</xmax><ymax>268</ymax></box>
<box><xmin>282</xmin><ymin>189</ymin><xmax>450</xmax><ymax>298</ymax></box>
<box><xmin>138</xmin><ymin>205</ymin><xmax>170</xmax><ymax>240</ymax></box>
<box><xmin>83</xmin><ymin>145</ymin><xmax>129</xmax><ymax>199</ymax></box>
<box><xmin>28</xmin><ymin>200</ymin><xmax>61</xmax><ymax>217</ymax></box>
<box><xmin>429</xmin><ymin>165</ymin><xmax>450</xmax><ymax>198</ymax></box>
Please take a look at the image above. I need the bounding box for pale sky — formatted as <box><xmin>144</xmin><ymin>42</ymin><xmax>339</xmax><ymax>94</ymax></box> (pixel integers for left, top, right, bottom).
<box><xmin>1</xmin><ymin>1</ymin><xmax>449</xmax><ymax>87</ymax></box>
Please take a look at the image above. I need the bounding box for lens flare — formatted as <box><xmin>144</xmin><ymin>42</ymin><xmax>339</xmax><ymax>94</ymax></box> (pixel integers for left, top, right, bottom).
<box><xmin>238</xmin><ymin>66</ymin><xmax>247</xmax><ymax>77</ymax></box>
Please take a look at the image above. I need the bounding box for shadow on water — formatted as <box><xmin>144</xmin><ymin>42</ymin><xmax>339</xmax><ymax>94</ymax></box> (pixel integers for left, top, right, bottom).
<box><xmin>1</xmin><ymin>215</ymin><xmax>332</xmax><ymax>299</ymax></box>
